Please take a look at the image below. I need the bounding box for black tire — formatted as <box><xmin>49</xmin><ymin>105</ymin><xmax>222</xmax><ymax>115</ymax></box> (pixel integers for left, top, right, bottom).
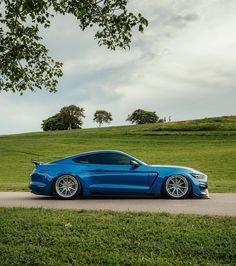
<box><xmin>54</xmin><ymin>175</ymin><xmax>81</xmax><ymax>200</ymax></box>
<box><xmin>163</xmin><ymin>175</ymin><xmax>191</xmax><ymax>199</ymax></box>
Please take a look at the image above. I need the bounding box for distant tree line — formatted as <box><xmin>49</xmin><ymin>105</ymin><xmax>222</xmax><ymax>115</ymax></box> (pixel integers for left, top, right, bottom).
<box><xmin>42</xmin><ymin>105</ymin><xmax>167</xmax><ymax>131</ymax></box>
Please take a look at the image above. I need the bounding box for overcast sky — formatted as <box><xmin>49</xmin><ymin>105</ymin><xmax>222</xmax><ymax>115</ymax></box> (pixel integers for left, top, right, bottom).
<box><xmin>0</xmin><ymin>0</ymin><xmax>236</xmax><ymax>134</ymax></box>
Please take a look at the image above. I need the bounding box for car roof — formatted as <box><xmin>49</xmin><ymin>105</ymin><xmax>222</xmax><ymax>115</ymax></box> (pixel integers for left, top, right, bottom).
<box><xmin>50</xmin><ymin>150</ymin><xmax>147</xmax><ymax>165</ymax></box>
<box><xmin>73</xmin><ymin>150</ymin><xmax>129</xmax><ymax>157</ymax></box>
<box><xmin>51</xmin><ymin>150</ymin><xmax>129</xmax><ymax>163</ymax></box>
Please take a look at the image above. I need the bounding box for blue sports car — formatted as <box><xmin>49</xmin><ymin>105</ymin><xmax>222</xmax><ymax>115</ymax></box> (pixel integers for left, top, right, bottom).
<box><xmin>30</xmin><ymin>150</ymin><xmax>209</xmax><ymax>200</ymax></box>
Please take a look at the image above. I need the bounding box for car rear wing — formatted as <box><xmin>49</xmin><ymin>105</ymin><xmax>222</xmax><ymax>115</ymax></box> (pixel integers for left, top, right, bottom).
<box><xmin>31</xmin><ymin>160</ymin><xmax>43</xmax><ymax>166</ymax></box>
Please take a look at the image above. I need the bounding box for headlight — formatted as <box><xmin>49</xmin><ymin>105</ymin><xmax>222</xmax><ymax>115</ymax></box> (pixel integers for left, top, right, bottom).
<box><xmin>191</xmin><ymin>173</ymin><xmax>207</xmax><ymax>180</ymax></box>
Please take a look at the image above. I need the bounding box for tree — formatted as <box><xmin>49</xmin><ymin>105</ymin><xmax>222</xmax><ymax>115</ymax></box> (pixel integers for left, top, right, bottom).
<box><xmin>158</xmin><ymin>118</ymin><xmax>166</xmax><ymax>123</ymax></box>
<box><xmin>126</xmin><ymin>109</ymin><xmax>159</xmax><ymax>124</ymax></box>
<box><xmin>60</xmin><ymin>105</ymin><xmax>85</xmax><ymax>130</ymax></box>
<box><xmin>42</xmin><ymin>113</ymin><xmax>64</xmax><ymax>131</ymax></box>
<box><xmin>0</xmin><ymin>1</ymin><xmax>148</xmax><ymax>94</ymax></box>
<box><xmin>42</xmin><ymin>105</ymin><xmax>85</xmax><ymax>131</ymax></box>
<box><xmin>93</xmin><ymin>110</ymin><xmax>112</xmax><ymax>127</ymax></box>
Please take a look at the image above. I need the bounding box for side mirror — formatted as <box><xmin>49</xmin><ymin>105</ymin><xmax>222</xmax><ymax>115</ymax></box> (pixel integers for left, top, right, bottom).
<box><xmin>130</xmin><ymin>160</ymin><xmax>140</xmax><ymax>167</ymax></box>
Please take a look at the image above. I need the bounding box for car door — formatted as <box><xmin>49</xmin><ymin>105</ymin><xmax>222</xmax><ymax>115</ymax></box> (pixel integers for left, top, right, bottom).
<box><xmin>76</xmin><ymin>153</ymin><xmax>158</xmax><ymax>195</ymax></box>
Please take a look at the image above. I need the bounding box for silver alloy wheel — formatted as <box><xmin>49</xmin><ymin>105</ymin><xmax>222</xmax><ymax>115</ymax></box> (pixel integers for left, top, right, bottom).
<box><xmin>165</xmin><ymin>175</ymin><xmax>189</xmax><ymax>199</ymax></box>
<box><xmin>55</xmin><ymin>175</ymin><xmax>79</xmax><ymax>199</ymax></box>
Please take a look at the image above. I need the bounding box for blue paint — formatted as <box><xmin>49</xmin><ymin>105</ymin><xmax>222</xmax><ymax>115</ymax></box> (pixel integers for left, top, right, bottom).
<box><xmin>30</xmin><ymin>150</ymin><xmax>209</xmax><ymax>198</ymax></box>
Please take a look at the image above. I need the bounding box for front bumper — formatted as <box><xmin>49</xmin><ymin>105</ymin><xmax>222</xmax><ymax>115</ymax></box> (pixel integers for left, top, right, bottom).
<box><xmin>193</xmin><ymin>180</ymin><xmax>210</xmax><ymax>199</ymax></box>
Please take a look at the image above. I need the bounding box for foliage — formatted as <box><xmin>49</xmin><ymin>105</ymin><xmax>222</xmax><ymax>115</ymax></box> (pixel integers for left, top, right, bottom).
<box><xmin>60</xmin><ymin>105</ymin><xmax>85</xmax><ymax>130</ymax></box>
<box><xmin>158</xmin><ymin>118</ymin><xmax>166</xmax><ymax>123</ymax></box>
<box><xmin>0</xmin><ymin>208</ymin><xmax>235</xmax><ymax>265</ymax></box>
<box><xmin>0</xmin><ymin>116</ymin><xmax>236</xmax><ymax>192</ymax></box>
<box><xmin>0</xmin><ymin>0</ymin><xmax>148</xmax><ymax>94</ymax></box>
<box><xmin>93</xmin><ymin>110</ymin><xmax>113</xmax><ymax>127</ymax></box>
<box><xmin>41</xmin><ymin>113</ymin><xmax>64</xmax><ymax>131</ymax></box>
<box><xmin>127</xmin><ymin>109</ymin><xmax>159</xmax><ymax>124</ymax></box>
<box><xmin>42</xmin><ymin>105</ymin><xmax>85</xmax><ymax>131</ymax></box>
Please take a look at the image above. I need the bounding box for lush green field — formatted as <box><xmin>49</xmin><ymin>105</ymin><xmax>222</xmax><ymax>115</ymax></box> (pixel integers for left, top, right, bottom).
<box><xmin>0</xmin><ymin>116</ymin><xmax>236</xmax><ymax>192</ymax></box>
<box><xmin>0</xmin><ymin>208</ymin><xmax>235</xmax><ymax>265</ymax></box>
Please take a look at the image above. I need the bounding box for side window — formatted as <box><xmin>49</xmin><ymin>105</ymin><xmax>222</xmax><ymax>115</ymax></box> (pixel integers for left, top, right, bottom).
<box><xmin>73</xmin><ymin>155</ymin><xmax>99</xmax><ymax>164</ymax></box>
<box><xmin>98</xmin><ymin>154</ymin><xmax>131</xmax><ymax>165</ymax></box>
<box><xmin>73</xmin><ymin>153</ymin><xmax>131</xmax><ymax>165</ymax></box>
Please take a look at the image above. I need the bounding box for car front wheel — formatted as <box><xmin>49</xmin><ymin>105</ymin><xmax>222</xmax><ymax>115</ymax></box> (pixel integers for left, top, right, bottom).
<box><xmin>55</xmin><ymin>175</ymin><xmax>81</xmax><ymax>199</ymax></box>
<box><xmin>164</xmin><ymin>175</ymin><xmax>191</xmax><ymax>199</ymax></box>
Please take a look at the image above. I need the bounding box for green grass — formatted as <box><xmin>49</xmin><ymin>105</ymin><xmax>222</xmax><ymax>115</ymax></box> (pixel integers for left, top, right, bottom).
<box><xmin>144</xmin><ymin>115</ymin><xmax>236</xmax><ymax>131</ymax></box>
<box><xmin>0</xmin><ymin>116</ymin><xmax>236</xmax><ymax>192</ymax></box>
<box><xmin>0</xmin><ymin>208</ymin><xmax>235</xmax><ymax>265</ymax></box>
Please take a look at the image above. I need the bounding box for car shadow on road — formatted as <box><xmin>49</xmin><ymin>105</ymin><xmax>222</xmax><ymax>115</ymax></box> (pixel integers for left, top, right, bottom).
<box><xmin>31</xmin><ymin>195</ymin><xmax>203</xmax><ymax>201</ymax></box>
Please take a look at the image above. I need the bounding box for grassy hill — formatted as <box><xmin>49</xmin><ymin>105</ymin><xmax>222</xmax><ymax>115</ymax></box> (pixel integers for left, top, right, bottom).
<box><xmin>0</xmin><ymin>115</ymin><xmax>236</xmax><ymax>192</ymax></box>
<box><xmin>139</xmin><ymin>115</ymin><xmax>236</xmax><ymax>131</ymax></box>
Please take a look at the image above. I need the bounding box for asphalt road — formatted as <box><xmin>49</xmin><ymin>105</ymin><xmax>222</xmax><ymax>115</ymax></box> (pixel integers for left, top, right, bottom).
<box><xmin>0</xmin><ymin>192</ymin><xmax>235</xmax><ymax>216</ymax></box>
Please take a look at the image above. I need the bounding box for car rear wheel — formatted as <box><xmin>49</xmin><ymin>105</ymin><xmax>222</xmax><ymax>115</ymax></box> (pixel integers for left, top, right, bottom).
<box><xmin>55</xmin><ymin>175</ymin><xmax>81</xmax><ymax>199</ymax></box>
<box><xmin>164</xmin><ymin>175</ymin><xmax>191</xmax><ymax>199</ymax></box>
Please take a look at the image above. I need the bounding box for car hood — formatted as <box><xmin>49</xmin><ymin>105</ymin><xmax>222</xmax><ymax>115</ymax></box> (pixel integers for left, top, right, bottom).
<box><xmin>149</xmin><ymin>165</ymin><xmax>202</xmax><ymax>174</ymax></box>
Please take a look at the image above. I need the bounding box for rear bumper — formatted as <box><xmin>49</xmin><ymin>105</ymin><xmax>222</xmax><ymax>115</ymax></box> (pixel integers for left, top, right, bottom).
<box><xmin>30</xmin><ymin>172</ymin><xmax>53</xmax><ymax>195</ymax></box>
<box><xmin>30</xmin><ymin>181</ymin><xmax>51</xmax><ymax>195</ymax></box>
